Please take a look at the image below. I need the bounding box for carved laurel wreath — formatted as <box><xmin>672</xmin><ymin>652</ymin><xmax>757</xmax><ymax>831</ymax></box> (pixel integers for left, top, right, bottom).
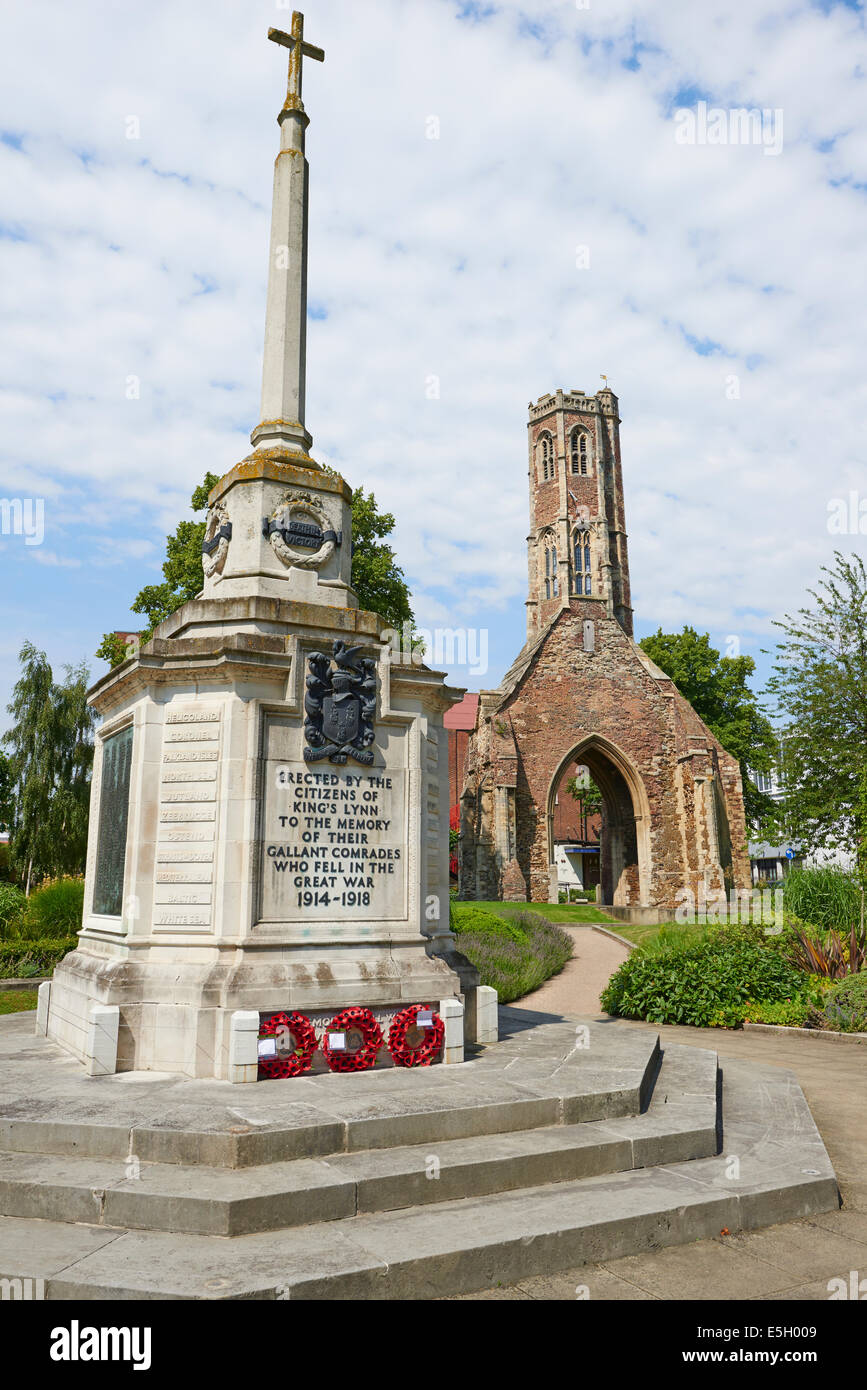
<box><xmin>266</xmin><ymin>490</ymin><xmax>338</xmax><ymax>571</ymax></box>
<box><xmin>201</xmin><ymin>500</ymin><xmax>232</xmax><ymax>581</ymax></box>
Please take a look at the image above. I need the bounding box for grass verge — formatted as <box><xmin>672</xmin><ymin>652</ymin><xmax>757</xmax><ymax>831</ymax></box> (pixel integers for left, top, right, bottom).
<box><xmin>0</xmin><ymin>990</ymin><xmax>38</xmax><ymax>1015</ymax></box>
<box><xmin>466</xmin><ymin>900</ymin><xmax>615</xmax><ymax>925</ymax></box>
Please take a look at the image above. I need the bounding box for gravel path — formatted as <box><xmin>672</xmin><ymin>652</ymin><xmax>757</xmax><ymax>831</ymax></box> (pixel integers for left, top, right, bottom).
<box><xmin>514</xmin><ymin>925</ymin><xmax>631</xmax><ymax>1015</ymax></box>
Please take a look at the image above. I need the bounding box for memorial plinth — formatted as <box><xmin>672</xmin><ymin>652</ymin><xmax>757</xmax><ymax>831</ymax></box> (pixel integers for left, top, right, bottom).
<box><xmin>46</xmin><ymin>581</ymin><xmax>472</xmax><ymax>1078</ymax></box>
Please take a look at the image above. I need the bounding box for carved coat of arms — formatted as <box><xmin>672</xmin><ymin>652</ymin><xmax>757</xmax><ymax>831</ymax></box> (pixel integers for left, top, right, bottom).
<box><xmin>303</xmin><ymin>641</ymin><xmax>377</xmax><ymax>766</ymax></box>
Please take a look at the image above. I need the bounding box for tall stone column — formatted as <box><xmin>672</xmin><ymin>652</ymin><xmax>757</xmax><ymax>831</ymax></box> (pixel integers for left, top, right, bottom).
<box><xmin>251</xmin><ymin>19</ymin><xmax>322</xmax><ymax>460</ymax></box>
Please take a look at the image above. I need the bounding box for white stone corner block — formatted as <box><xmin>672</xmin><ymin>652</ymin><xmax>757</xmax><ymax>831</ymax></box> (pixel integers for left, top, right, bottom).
<box><xmin>229</xmin><ymin>1010</ymin><xmax>261</xmax><ymax>1085</ymax></box>
<box><xmin>35</xmin><ymin>981</ymin><xmax>51</xmax><ymax>1036</ymax></box>
<box><xmin>84</xmin><ymin>1004</ymin><xmax>119</xmax><ymax>1077</ymax></box>
<box><xmin>439</xmin><ymin>997</ymin><xmax>464</xmax><ymax>1065</ymax></box>
<box><xmin>476</xmin><ymin>986</ymin><xmax>499</xmax><ymax>1045</ymax></box>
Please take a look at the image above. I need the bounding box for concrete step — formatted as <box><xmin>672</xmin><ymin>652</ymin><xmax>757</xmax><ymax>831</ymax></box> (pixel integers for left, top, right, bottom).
<box><xmin>0</xmin><ymin>1017</ymin><xmax>661</xmax><ymax>1168</ymax></box>
<box><xmin>0</xmin><ymin>1058</ymin><xmax>836</xmax><ymax>1300</ymax></box>
<box><xmin>0</xmin><ymin>1046</ymin><xmax>716</xmax><ymax>1237</ymax></box>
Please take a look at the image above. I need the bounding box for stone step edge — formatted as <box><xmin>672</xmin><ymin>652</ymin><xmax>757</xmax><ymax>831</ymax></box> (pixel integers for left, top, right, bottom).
<box><xmin>0</xmin><ymin>1041</ymin><xmax>664</xmax><ymax>1169</ymax></box>
<box><xmin>5</xmin><ymin>1162</ymin><xmax>835</xmax><ymax>1301</ymax></box>
<box><xmin>0</xmin><ymin>1048</ymin><xmax>716</xmax><ymax>1237</ymax></box>
<box><xmin>0</xmin><ymin>1102</ymin><xmax>718</xmax><ymax>1237</ymax></box>
<box><xmin>743</xmin><ymin>1021</ymin><xmax>867</xmax><ymax>1046</ymax></box>
<box><xmin>0</xmin><ymin>1062</ymin><xmax>830</xmax><ymax>1300</ymax></box>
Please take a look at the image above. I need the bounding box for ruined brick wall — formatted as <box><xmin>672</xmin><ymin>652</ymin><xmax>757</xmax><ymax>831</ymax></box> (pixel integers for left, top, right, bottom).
<box><xmin>460</xmin><ymin>605</ymin><xmax>751</xmax><ymax>910</ymax></box>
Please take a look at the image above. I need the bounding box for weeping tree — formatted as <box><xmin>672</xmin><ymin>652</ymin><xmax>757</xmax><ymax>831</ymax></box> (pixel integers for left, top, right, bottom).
<box><xmin>0</xmin><ymin>750</ymin><xmax>12</xmax><ymax>835</ymax></box>
<box><xmin>3</xmin><ymin>643</ymin><xmax>95</xmax><ymax>892</ymax></box>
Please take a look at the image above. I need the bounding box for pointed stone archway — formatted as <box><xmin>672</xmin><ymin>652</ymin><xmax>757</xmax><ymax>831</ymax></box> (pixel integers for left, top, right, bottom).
<box><xmin>547</xmin><ymin>735</ymin><xmax>652</xmax><ymax>907</ymax></box>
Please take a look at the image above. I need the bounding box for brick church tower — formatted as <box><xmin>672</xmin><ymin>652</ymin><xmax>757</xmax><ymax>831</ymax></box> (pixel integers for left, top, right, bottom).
<box><xmin>526</xmin><ymin>387</ymin><xmax>632</xmax><ymax>643</ymax></box>
<box><xmin>459</xmin><ymin>386</ymin><xmax>751</xmax><ymax>916</ymax></box>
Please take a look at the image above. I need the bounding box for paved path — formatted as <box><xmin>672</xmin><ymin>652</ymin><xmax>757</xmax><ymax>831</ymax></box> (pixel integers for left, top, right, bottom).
<box><xmin>457</xmin><ymin>1011</ymin><xmax>867</xmax><ymax>1301</ymax></box>
<box><xmin>514</xmin><ymin>925</ymin><xmax>631</xmax><ymax>1015</ymax></box>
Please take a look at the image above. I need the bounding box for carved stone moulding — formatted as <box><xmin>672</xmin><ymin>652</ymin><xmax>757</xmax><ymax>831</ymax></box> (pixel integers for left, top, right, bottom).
<box><xmin>264</xmin><ymin>489</ymin><xmax>343</xmax><ymax>571</ymax></box>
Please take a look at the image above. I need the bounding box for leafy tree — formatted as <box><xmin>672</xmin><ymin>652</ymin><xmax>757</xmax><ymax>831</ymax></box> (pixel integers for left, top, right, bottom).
<box><xmin>97</xmin><ymin>475</ymin><xmax>416</xmax><ymax>665</ymax></box>
<box><xmin>640</xmin><ymin>626</ymin><xmax>778</xmax><ymax>832</ymax></box>
<box><xmin>3</xmin><ymin>643</ymin><xmax>95</xmax><ymax>891</ymax></box>
<box><xmin>348</xmin><ymin>486</ymin><xmax>415</xmax><ymax>631</ymax></box>
<box><xmin>765</xmin><ymin>552</ymin><xmax>867</xmax><ymax>866</ymax></box>
<box><xmin>564</xmin><ymin>773</ymin><xmax>603</xmax><ymax>838</ymax></box>
<box><xmin>96</xmin><ymin>473</ymin><xmax>220</xmax><ymax>661</ymax></box>
<box><xmin>0</xmin><ymin>751</ymin><xmax>13</xmax><ymax>835</ymax></box>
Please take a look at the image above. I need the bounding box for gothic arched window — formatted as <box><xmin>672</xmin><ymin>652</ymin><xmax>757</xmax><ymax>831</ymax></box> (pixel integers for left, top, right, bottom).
<box><xmin>542</xmin><ymin>535</ymin><xmax>558</xmax><ymax>598</ymax></box>
<box><xmin>573</xmin><ymin>528</ymin><xmax>592</xmax><ymax>595</ymax></box>
<box><xmin>539</xmin><ymin>433</ymin><xmax>555</xmax><ymax>482</ymax></box>
<box><xmin>570</xmin><ymin>429</ymin><xmax>590</xmax><ymax>476</ymax></box>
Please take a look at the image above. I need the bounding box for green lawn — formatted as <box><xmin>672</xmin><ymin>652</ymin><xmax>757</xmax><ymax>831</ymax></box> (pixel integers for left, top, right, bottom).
<box><xmin>0</xmin><ymin>990</ymin><xmax>37</xmax><ymax>1014</ymax></box>
<box><xmin>467</xmin><ymin>900</ymin><xmax>615</xmax><ymax>926</ymax></box>
<box><xmin>464</xmin><ymin>902</ymin><xmax>712</xmax><ymax>952</ymax></box>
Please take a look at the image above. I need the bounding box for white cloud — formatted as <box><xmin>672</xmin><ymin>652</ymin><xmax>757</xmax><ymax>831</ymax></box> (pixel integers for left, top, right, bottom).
<box><xmin>0</xmin><ymin>0</ymin><xmax>864</xmax><ymax>710</ymax></box>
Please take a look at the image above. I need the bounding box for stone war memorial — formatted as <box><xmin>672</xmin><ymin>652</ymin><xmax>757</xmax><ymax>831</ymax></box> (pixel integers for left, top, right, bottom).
<box><xmin>0</xmin><ymin>15</ymin><xmax>838</xmax><ymax>1303</ymax></box>
<box><xmin>41</xmin><ymin>14</ymin><xmax>483</xmax><ymax>1082</ymax></box>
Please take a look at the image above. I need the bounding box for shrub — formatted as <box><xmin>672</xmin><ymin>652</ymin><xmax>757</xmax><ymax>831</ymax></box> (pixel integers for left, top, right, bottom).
<box><xmin>600</xmin><ymin>931</ymin><xmax>808</xmax><ymax>1028</ymax></box>
<box><xmin>785</xmin><ymin>920</ymin><xmax>867</xmax><ymax>980</ymax></box>
<box><xmin>453</xmin><ymin>910</ymin><xmax>572</xmax><ymax>1004</ymax></box>
<box><xmin>741</xmin><ymin>997</ymin><xmax>813</xmax><ymax>1028</ymax></box>
<box><xmin>783</xmin><ymin>866</ymin><xmax>861</xmax><ymax>934</ymax></box>
<box><xmin>823</xmin><ymin>971</ymin><xmax>867</xmax><ymax>1034</ymax></box>
<box><xmin>0</xmin><ymin>938</ymin><xmax>77</xmax><ymax>978</ymax></box>
<box><xmin>0</xmin><ymin>882</ymin><xmax>25</xmax><ymax>935</ymax></box>
<box><xmin>451</xmin><ymin>903</ymin><xmax>529</xmax><ymax>944</ymax></box>
<box><xmin>13</xmin><ymin>877</ymin><xmax>84</xmax><ymax>940</ymax></box>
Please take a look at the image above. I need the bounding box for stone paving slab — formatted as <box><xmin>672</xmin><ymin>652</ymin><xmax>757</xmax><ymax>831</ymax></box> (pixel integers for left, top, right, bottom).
<box><xmin>0</xmin><ymin>1012</ymin><xmax>660</xmax><ymax>1166</ymax></box>
<box><xmin>453</xmin><ymin>1010</ymin><xmax>861</xmax><ymax>1302</ymax></box>
<box><xmin>0</xmin><ymin>1045</ymin><xmax>719</xmax><ymax>1237</ymax></box>
<box><xmin>0</xmin><ymin>1052</ymin><xmax>835</xmax><ymax>1300</ymax></box>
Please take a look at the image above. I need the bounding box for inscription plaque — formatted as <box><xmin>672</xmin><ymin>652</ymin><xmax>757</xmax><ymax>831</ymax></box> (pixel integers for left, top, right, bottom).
<box><xmin>260</xmin><ymin>758</ymin><xmax>407</xmax><ymax>922</ymax></box>
<box><xmin>92</xmin><ymin>724</ymin><xmax>134</xmax><ymax>916</ymax></box>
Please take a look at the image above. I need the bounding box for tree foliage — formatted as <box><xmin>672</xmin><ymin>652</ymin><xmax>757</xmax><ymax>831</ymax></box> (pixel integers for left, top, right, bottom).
<box><xmin>765</xmin><ymin>552</ymin><xmax>867</xmax><ymax>865</ymax></box>
<box><xmin>0</xmin><ymin>751</ymin><xmax>13</xmax><ymax>835</ymax></box>
<box><xmin>639</xmin><ymin>626</ymin><xmax>778</xmax><ymax>832</ymax></box>
<box><xmin>348</xmin><ymin>486</ymin><xmax>415</xmax><ymax>631</ymax></box>
<box><xmin>97</xmin><ymin>475</ymin><xmax>416</xmax><ymax>665</ymax></box>
<box><xmin>3</xmin><ymin>643</ymin><xmax>95</xmax><ymax>891</ymax></box>
<box><xmin>564</xmin><ymin>773</ymin><xmax>603</xmax><ymax>828</ymax></box>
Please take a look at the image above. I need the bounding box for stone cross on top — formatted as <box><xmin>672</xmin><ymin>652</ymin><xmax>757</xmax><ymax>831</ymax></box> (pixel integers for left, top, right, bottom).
<box><xmin>268</xmin><ymin>15</ymin><xmax>325</xmax><ymax>113</ymax></box>
<box><xmin>251</xmin><ymin>13</ymin><xmax>325</xmax><ymax>461</ymax></box>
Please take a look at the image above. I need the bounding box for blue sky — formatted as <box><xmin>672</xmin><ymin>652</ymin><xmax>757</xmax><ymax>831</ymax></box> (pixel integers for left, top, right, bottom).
<box><xmin>0</xmin><ymin>0</ymin><xmax>865</xmax><ymax>721</ymax></box>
